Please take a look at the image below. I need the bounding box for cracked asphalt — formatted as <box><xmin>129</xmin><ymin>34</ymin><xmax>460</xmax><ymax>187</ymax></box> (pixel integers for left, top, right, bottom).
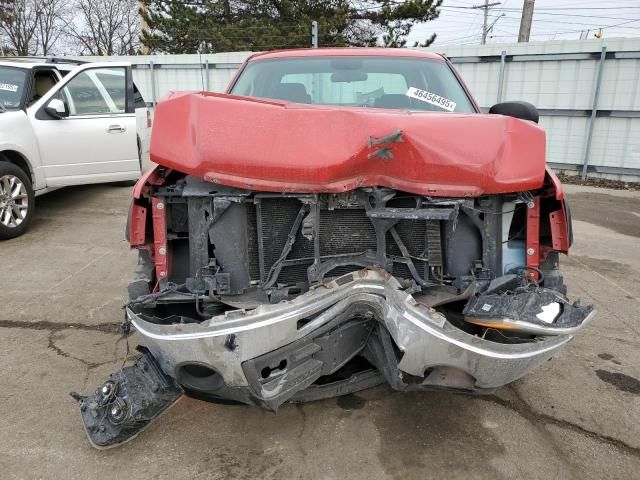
<box><xmin>0</xmin><ymin>182</ymin><xmax>639</xmax><ymax>480</ymax></box>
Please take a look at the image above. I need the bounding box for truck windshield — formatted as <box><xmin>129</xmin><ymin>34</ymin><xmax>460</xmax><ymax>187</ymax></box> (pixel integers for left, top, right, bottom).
<box><xmin>0</xmin><ymin>67</ymin><xmax>27</xmax><ymax>110</ymax></box>
<box><xmin>230</xmin><ymin>56</ymin><xmax>476</xmax><ymax>113</ymax></box>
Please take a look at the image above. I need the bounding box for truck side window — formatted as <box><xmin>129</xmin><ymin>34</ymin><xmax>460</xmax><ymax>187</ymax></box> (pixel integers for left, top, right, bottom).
<box><xmin>53</xmin><ymin>67</ymin><xmax>126</xmax><ymax>116</ymax></box>
<box><xmin>133</xmin><ymin>83</ymin><xmax>146</xmax><ymax>109</ymax></box>
<box><xmin>95</xmin><ymin>70</ymin><xmax>127</xmax><ymax>112</ymax></box>
<box><xmin>28</xmin><ymin>70</ymin><xmax>58</xmax><ymax>107</ymax></box>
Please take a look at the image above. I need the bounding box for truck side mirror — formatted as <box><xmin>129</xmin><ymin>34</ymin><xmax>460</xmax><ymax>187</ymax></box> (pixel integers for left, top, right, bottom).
<box><xmin>489</xmin><ymin>101</ymin><xmax>539</xmax><ymax>123</ymax></box>
<box><xmin>45</xmin><ymin>98</ymin><xmax>68</xmax><ymax>119</ymax></box>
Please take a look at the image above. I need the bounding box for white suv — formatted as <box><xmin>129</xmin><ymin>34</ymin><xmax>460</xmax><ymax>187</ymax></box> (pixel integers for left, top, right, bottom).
<box><xmin>0</xmin><ymin>57</ymin><xmax>151</xmax><ymax>239</ymax></box>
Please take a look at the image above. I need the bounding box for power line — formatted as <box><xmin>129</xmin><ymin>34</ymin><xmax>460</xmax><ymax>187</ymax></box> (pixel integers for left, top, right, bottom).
<box><xmin>489</xmin><ymin>18</ymin><xmax>640</xmax><ymax>38</ymax></box>
<box><xmin>444</xmin><ymin>5</ymin><xmax>640</xmax><ymax>10</ymax></box>
<box><xmin>502</xmin><ymin>10</ymin><xmax>640</xmax><ymax>21</ymax></box>
<box><xmin>439</xmin><ymin>8</ymin><xmax>640</xmax><ymax>28</ymax></box>
<box><xmin>519</xmin><ymin>6</ymin><xmax>640</xmax><ymax>10</ymax></box>
<box><xmin>440</xmin><ymin>6</ymin><xmax>640</xmax><ymax>23</ymax></box>
<box><xmin>431</xmin><ymin>2</ymin><xmax>640</xmax><ymax>45</ymax></box>
<box><xmin>496</xmin><ymin>15</ymin><xmax>640</xmax><ymax>28</ymax></box>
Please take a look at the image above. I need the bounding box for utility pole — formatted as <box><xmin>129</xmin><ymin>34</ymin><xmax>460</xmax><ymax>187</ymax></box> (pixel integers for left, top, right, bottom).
<box><xmin>518</xmin><ymin>0</ymin><xmax>535</xmax><ymax>43</ymax></box>
<box><xmin>482</xmin><ymin>0</ymin><xmax>489</xmax><ymax>45</ymax></box>
<box><xmin>311</xmin><ymin>20</ymin><xmax>318</xmax><ymax>48</ymax></box>
<box><xmin>473</xmin><ymin>1</ymin><xmax>501</xmax><ymax>45</ymax></box>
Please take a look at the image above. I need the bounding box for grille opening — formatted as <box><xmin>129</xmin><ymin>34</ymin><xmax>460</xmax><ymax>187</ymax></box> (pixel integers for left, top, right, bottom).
<box><xmin>261</xmin><ymin>359</ymin><xmax>288</xmax><ymax>379</ymax></box>
<box><xmin>297</xmin><ymin>317</ymin><xmax>313</xmax><ymax>329</ymax></box>
<box><xmin>177</xmin><ymin>363</ymin><xmax>224</xmax><ymax>392</ymax></box>
<box><xmin>254</xmin><ymin>195</ymin><xmax>443</xmax><ymax>288</ymax></box>
<box><xmin>312</xmin><ymin>355</ymin><xmax>376</xmax><ymax>386</ymax></box>
<box><xmin>325</xmin><ymin>265</ymin><xmax>365</xmax><ymax>279</ymax></box>
<box><xmin>183</xmin><ymin>364</ymin><xmax>216</xmax><ymax>378</ymax></box>
<box><xmin>319</xmin><ymin>209</ymin><xmax>377</xmax><ymax>256</ymax></box>
<box><xmin>245</xmin><ymin>203</ymin><xmax>260</xmax><ymax>280</ymax></box>
<box><xmin>296</xmin><ymin>311</ymin><xmax>324</xmax><ymax>329</ymax></box>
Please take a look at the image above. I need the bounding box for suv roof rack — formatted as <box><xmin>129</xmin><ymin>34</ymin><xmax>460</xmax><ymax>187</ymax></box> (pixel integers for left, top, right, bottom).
<box><xmin>0</xmin><ymin>56</ymin><xmax>87</xmax><ymax>65</ymax></box>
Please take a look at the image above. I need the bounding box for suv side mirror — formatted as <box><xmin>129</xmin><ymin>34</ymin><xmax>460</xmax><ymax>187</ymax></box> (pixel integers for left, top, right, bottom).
<box><xmin>489</xmin><ymin>101</ymin><xmax>539</xmax><ymax>123</ymax></box>
<box><xmin>45</xmin><ymin>98</ymin><xmax>68</xmax><ymax>119</ymax></box>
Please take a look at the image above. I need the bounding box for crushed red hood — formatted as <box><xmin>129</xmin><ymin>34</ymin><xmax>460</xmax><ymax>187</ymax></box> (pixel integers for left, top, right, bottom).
<box><xmin>150</xmin><ymin>92</ymin><xmax>546</xmax><ymax>197</ymax></box>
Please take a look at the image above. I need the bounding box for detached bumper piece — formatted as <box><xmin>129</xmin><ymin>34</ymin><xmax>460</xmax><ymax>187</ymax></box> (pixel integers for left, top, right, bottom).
<box><xmin>463</xmin><ymin>289</ymin><xmax>594</xmax><ymax>335</ymax></box>
<box><xmin>73</xmin><ymin>347</ymin><xmax>183</xmax><ymax>449</ymax></box>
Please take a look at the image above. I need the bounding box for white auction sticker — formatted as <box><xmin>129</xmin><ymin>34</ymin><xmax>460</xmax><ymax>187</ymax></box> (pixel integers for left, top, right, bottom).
<box><xmin>536</xmin><ymin>302</ymin><xmax>560</xmax><ymax>324</ymax></box>
<box><xmin>0</xmin><ymin>83</ymin><xmax>18</xmax><ymax>93</ymax></box>
<box><xmin>406</xmin><ymin>87</ymin><xmax>456</xmax><ymax>112</ymax></box>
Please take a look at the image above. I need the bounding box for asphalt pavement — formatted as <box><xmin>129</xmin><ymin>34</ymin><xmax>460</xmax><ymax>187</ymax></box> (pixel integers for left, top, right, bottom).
<box><xmin>0</xmin><ymin>182</ymin><xmax>639</xmax><ymax>480</ymax></box>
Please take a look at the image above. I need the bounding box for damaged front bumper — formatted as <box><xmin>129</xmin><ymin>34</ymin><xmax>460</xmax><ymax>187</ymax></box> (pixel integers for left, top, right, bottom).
<box><xmin>130</xmin><ymin>269</ymin><xmax>591</xmax><ymax>401</ymax></box>
<box><xmin>77</xmin><ymin>269</ymin><xmax>593</xmax><ymax>448</ymax></box>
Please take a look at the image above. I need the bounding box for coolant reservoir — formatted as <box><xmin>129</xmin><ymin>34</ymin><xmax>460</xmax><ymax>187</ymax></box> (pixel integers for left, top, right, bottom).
<box><xmin>502</xmin><ymin>202</ymin><xmax>525</xmax><ymax>274</ymax></box>
<box><xmin>503</xmin><ymin>240</ymin><xmax>526</xmax><ymax>274</ymax></box>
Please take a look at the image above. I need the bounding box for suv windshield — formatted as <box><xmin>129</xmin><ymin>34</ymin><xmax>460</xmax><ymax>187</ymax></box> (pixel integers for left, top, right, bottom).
<box><xmin>231</xmin><ymin>56</ymin><xmax>475</xmax><ymax>113</ymax></box>
<box><xmin>0</xmin><ymin>67</ymin><xmax>27</xmax><ymax>110</ymax></box>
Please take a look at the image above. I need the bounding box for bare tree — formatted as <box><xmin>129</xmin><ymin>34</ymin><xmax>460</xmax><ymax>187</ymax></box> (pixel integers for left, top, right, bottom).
<box><xmin>0</xmin><ymin>0</ymin><xmax>70</xmax><ymax>55</ymax></box>
<box><xmin>66</xmin><ymin>0</ymin><xmax>140</xmax><ymax>55</ymax></box>
<box><xmin>0</xmin><ymin>1</ymin><xmax>10</xmax><ymax>54</ymax></box>
<box><xmin>0</xmin><ymin>1</ymin><xmax>8</xmax><ymax>25</ymax></box>
<box><xmin>36</xmin><ymin>0</ymin><xmax>71</xmax><ymax>54</ymax></box>
<box><xmin>0</xmin><ymin>0</ymin><xmax>39</xmax><ymax>55</ymax></box>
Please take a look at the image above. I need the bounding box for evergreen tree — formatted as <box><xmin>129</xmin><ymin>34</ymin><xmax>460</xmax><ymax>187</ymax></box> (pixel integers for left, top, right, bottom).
<box><xmin>141</xmin><ymin>0</ymin><xmax>442</xmax><ymax>54</ymax></box>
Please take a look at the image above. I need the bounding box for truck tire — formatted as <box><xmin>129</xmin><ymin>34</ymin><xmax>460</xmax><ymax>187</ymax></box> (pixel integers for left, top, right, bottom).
<box><xmin>0</xmin><ymin>160</ymin><xmax>35</xmax><ymax>240</ymax></box>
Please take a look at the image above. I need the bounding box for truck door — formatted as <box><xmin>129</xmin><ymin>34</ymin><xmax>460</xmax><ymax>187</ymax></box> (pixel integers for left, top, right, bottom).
<box><xmin>29</xmin><ymin>63</ymin><xmax>139</xmax><ymax>187</ymax></box>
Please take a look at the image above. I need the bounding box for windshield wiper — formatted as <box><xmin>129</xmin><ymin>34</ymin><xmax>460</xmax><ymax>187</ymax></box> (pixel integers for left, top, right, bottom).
<box><xmin>0</xmin><ymin>104</ymin><xmax>6</xmax><ymax>113</ymax></box>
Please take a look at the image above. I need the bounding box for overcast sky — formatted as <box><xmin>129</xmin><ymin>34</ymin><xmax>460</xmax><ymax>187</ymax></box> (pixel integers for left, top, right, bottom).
<box><xmin>407</xmin><ymin>0</ymin><xmax>640</xmax><ymax>46</ymax></box>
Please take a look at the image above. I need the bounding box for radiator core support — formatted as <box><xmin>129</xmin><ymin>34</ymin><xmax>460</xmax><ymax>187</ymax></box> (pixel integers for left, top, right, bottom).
<box><xmin>179</xmin><ymin>177</ymin><xmax>475</xmax><ymax>299</ymax></box>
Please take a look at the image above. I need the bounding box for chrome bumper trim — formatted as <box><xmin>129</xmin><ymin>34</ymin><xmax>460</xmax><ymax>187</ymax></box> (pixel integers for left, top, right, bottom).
<box><xmin>128</xmin><ymin>269</ymin><xmax>580</xmax><ymax>390</ymax></box>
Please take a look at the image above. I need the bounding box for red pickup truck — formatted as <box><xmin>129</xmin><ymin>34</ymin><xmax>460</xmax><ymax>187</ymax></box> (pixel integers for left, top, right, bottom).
<box><xmin>76</xmin><ymin>48</ymin><xmax>594</xmax><ymax>448</ymax></box>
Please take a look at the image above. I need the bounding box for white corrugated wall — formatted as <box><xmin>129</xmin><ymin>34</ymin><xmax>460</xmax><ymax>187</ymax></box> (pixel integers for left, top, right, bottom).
<box><xmin>73</xmin><ymin>38</ymin><xmax>640</xmax><ymax>179</ymax></box>
<box><xmin>432</xmin><ymin>38</ymin><xmax>640</xmax><ymax>179</ymax></box>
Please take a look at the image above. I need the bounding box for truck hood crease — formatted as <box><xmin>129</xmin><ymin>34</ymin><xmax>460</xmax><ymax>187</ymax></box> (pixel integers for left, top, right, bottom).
<box><xmin>150</xmin><ymin>92</ymin><xmax>546</xmax><ymax>196</ymax></box>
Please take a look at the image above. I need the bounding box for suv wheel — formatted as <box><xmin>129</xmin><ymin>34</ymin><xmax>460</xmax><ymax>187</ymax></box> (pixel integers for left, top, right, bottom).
<box><xmin>0</xmin><ymin>161</ymin><xmax>35</xmax><ymax>240</ymax></box>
